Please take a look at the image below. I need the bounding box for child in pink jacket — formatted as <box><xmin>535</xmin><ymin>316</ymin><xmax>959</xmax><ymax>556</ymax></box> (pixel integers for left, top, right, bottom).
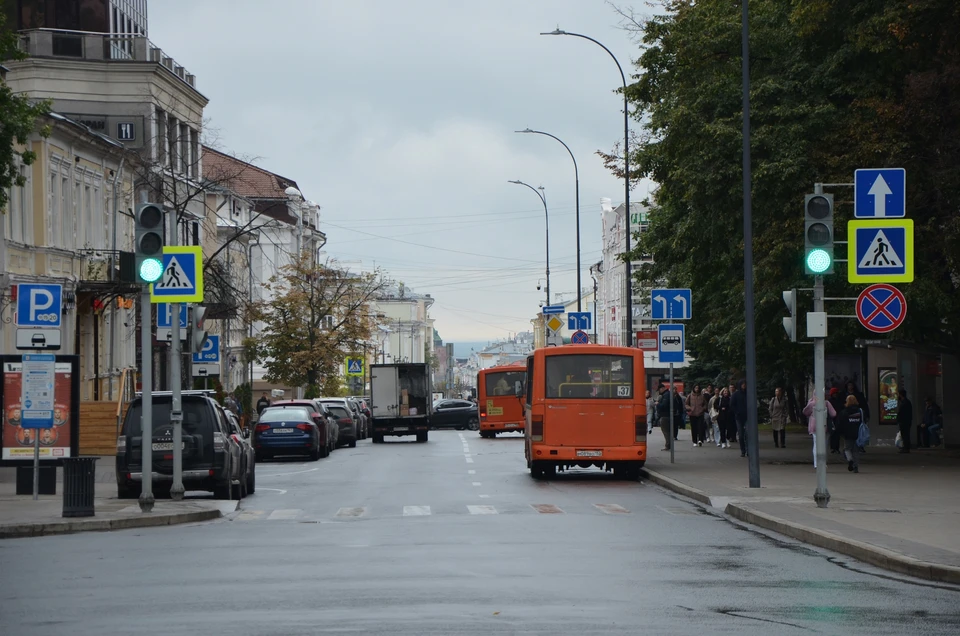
<box><xmin>802</xmin><ymin>395</ymin><xmax>837</xmax><ymax>468</ymax></box>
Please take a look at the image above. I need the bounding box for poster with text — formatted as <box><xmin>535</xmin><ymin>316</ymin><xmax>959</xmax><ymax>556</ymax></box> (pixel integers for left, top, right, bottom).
<box><xmin>878</xmin><ymin>367</ymin><xmax>899</xmax><ymax>425</ymax></box>
<box><xmin>2</xmin><ymin>361</ymin><xmax>74</xmax><ymax>460</ymax></box>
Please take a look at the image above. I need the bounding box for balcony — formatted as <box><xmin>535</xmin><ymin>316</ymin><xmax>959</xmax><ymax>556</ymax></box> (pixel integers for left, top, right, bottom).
<box><xmin>16</xmin><ymin>29</ymin><xmax>197</xmax><ymax>89</ymax></box>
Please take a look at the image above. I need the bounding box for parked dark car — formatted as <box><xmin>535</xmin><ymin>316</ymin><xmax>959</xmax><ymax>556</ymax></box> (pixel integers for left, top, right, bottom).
<box><xmin>430</xmin><ymin>399</ymin><xmax>480</xmax><ymax>431</ymax></box>
<box><xmin>270</xmin><ymin>400</ymin><xmax>338</xmax><ymax>455</ymax></box>
<box><xmin>344</xmin><ymin>397</ymin><xmax>368</xmax><ymax>440</ymax></box>
<box><xmin>116</xmin><ymin>391</ymin><xmax>243</xmax><ymax>499</ymax></box>
<box><xmin>225</xmin><ymin>411</ymin><xmax>256</xmax><ymax>495</ymax></box>
<box><xmin>319</xmin><ymin>399</ymin><xmax>358</xmax><ymax>447</ymax></box>
<box><xmin>254</xmin><ymin>405</ymin><xmax>324</xmax><ymax>461</ymax></box>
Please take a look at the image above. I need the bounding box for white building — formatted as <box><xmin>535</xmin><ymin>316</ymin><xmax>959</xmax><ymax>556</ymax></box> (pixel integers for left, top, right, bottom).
<box><xmin>374</xmin><ymin>282</ymin><xmax>435</xmax><ymax>365</ymax></box>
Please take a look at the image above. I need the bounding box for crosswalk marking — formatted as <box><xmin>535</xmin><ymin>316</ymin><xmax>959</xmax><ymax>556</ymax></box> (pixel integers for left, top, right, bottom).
<box><xmin>594</xmin><ymin>503</ymin><xmax>630</xmax><ymax>514</ymax></box>
<box><xmin>403</xmin><ymin>506</ymin><xmax>431</xmax><ymax>516</ymax></box>
<box><xmin>467</xmin><ymin>505</ymin><xmax>498</xmax><ymax>515</ymax></box>
<box><xmin>531</xmin><ymin>504</ymin><xmax>564</xmax><ymax>514</ymax></box>
<box><xmin>266</xmin><ymin>509</ymin><xmax>301</xmax><ymax>520</ymax></box>
<box><xmin>235</xmin><ymin>510</ymin><xmax>267</xmax><ymax>521</ymax></box>
<box><xmin>336</xmin><ymin>507</ymin><xmax>367</xmax><ymax>518</ymax></box>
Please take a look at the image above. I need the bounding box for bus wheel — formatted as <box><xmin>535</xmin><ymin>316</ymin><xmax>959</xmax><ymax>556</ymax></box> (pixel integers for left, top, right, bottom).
<box><xmin>543</xmin><ymin>463</ymin><xmax>556</xmax><ymax>479</ymax></box>
<box><xmin>531</xmin><ymin>462</ymin><xmax>544</xmax><ymax>479</ymax></box>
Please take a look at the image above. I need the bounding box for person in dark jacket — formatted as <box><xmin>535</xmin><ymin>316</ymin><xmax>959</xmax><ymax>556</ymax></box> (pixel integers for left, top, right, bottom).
<box><xmin>922</xmin><ymin>396</ymin><xmax>942</xmax><ymax>448</ymax></box>
<box><xmin>730</xmin><ymin>380</ymin><xmax>749</xmax><ymax>457</ymax></box>
<box><xmin>846</xmin><ymin>382</ymin><xmax>870</xmax><ymax>421</ymax></box>
<box><xmin>716</xmin><ymin>387</ymin><xmax>733</xmax><ymax>448</ymax></box>
<box><xmin>836</xmin><ymin>395</ymin><xmax>864</xmax><ymax>473</ymax></box>
<box><xmin>657</xmin><ymin>385</ymin><xmax>673</xmax><ymax>451</ymax></box>
<box><xmin>672</xmin><ymin>388</ymin><xmax>684</xmax><ymax>441</ymax></box>
<box><xmin>896</xmin><ymin>389</ymin><xmax>913</xmax><ymax>453</ymax></box>
<box><xmin>828</xmin><ymin>387</ymin><xmax>845</xmax><ymax>454</ymax></box>
<box><xmin>256</xmin><ymin>392</ymin><xmax>271</xmax><ymax>416</ymax></box>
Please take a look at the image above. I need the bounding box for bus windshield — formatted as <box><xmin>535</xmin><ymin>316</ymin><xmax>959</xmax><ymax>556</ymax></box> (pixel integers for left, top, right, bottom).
<box><xmin>485</xmin><ymin>371</ymin><xmax>525</xmax><ymax>397</ymax></box>
<box><xmin>545</xmin><ymin>354</ymin><xmax>633</xmax><ymax>399</ymax></box>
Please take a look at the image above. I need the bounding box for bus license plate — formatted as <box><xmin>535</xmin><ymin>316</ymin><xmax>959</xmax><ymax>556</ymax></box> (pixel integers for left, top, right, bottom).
<box><xmin>393</xmin><ymin>427</ymin><xmax>409</xmax><ymax>432</ymax></box>
<box><xmin>576</xmin><ymin>450</ymin><xmax>602</xmax><ymax>457</ymax></box>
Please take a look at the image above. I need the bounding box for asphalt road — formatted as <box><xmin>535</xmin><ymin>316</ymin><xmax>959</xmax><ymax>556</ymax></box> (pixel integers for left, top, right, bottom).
<box><xmin>2</xmin><ymin>429</ymin><xmax>960</xmax><ymax>635</ymax></box>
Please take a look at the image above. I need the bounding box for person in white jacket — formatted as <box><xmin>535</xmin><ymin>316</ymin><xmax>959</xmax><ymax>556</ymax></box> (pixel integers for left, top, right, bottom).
<box><xmin>802</xmin><ymin>395</ymin><xmax>837</xmax><ymax>468</ymax></box>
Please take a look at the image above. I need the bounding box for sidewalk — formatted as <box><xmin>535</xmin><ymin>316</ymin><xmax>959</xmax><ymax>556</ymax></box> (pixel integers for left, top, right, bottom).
<box><xmin>643</xmin><ymin>427</ymin><xmax>960</xmax><ymax>584</ymax></box>
<box><xmin>0</xmin><ymin>457</ymin><xmax>236</xmax><ymax>539</ymax></box>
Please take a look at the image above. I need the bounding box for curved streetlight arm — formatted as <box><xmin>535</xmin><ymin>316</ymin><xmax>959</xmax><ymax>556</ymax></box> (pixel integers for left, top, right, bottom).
<box><xmin>515</xmin><ymin>128</ymin><xmax>579</xmax><ymax>180</ymax></box>
<box><xmin>508</xmin><ymin>180</ymin><xmax>550</xmax><ymax>306</ymax></box>
<box><xmin>541</xmin><ymin>27</ymin><xmax>632</xmax><ymax>344</ymax></box>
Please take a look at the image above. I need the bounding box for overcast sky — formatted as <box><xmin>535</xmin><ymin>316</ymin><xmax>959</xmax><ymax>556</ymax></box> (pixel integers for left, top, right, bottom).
<box><xmin>150</xmin><ymin>0</ymin><xmax>655</xmax><ymax>343</ymax></box>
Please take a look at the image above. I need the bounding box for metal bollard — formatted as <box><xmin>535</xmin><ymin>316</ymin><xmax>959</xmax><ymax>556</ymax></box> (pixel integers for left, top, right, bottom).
<box><xmin>62</xmin><ymin>457</ymin><xmax>99</xmax><ymax>518</ymax></box>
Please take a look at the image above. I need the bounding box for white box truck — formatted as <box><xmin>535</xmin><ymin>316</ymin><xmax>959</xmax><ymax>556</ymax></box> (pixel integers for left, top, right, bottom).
<box><xmin>370</xmin><ymin>363</ymin><xmax>432</xmax><ymax>443</ymax></box>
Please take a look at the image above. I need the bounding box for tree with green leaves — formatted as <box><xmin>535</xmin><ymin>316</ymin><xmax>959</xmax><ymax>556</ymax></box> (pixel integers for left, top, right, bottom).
<box><xmin>616</xmin><ymin>0</ymin><xmax>960</xmax><ymax>391</ymax></box>
<box><xmin>0</xmin><ymin>14</ymin><xmax>50</xmax><ymax>214</ymax></box>
<box><xmin>247</xmin><ymin>256</ymin><xmax>385</xmax><ymax>398</ymax></box>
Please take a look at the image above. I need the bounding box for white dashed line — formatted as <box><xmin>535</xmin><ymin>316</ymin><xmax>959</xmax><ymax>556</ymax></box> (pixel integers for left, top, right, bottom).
<box><xmin>468</xmin><ymin>470</ymin><xmax>476</xmax><ymax>475</ymax></box>
<box><xmin>403</xmin><ymin>506</ymin><xmax>431</xmax><ymax>516</ymax></box>
<box><xmin>467</xmin><ymin>505</ymin><xmax>498</xmax><ymax>515</ymax></box>
<box><xmin>472</xmin><ymin>482</ymin><xmax>482</xmax><ymax>486</ymax></box>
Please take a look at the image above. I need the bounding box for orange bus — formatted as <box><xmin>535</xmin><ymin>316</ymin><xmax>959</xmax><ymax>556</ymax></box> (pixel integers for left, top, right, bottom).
<box><xmin>477</xmin><ymin>362</ymin><xmax>526</xmax><ymax>438</ymax></box>
<box><xmin>523</xmin><ymin>344</ymin><xmax>646</xmax><ymax>479</ymax></box>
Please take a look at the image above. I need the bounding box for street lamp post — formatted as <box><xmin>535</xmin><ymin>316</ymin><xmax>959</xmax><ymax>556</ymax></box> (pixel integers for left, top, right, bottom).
<box><xmin>508</xmin><ymin>180</ymin><xmax>550</xmax><ymax>305</ymax></box>
<box><xmin>540</xmin><ymin>29</ymin><xmax>632</xmax><ymax>346</ymax></box>
<box><xmin>515</xmin><ymin>128</ymin><xmax>581</xmax><ymax>312</ymax></box>
<box><xmin>246</xmin><ymin>232</ymin><xmax>261</xmax><ymax>396</ymax></box>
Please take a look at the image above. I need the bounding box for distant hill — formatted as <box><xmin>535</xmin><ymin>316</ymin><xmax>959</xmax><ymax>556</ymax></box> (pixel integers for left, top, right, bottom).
<box><xmin>450</xmin><ymin>341</ymin><xmax>492</xmax><ymax>358</ymax></box>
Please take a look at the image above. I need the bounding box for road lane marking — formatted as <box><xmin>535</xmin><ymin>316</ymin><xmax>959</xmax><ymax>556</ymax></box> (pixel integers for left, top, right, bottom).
<box><xmin>235</xmin><ymin>510</ymin><xmax>267</xmax><ymax>521</ymax></box>
<box><xmin>267</xmin><ymin>509</ymin><xmax>302</xmax><ymax>520</ymax></box>
<box><xmin>478</xmin><ymin>494</ymin><xmax>490</xmax><ymax>498</ymax></box>
<box><xmin>472</xmin><ymin>482</ymin><xmax>482</xmax><ymax>486</ymax></box>
<box><xmin>468</xmin><ymin>470</ymin><xmax>476</xmax><ymax>475</ymax></box>
<box><xmin>465</xmin><ymin>457</ymin><xmax>474</xmax><ymax>463</ymax></box>
<box><xmin>403</xmin><ymin>506</ymin><xmax>431</xmax><ymax>516</ymax></box>
<box><xmin>467</xmin><ymin>505</ymin><xmax>498</xmax><ymax>515</ymax></box>
<box><xmin>336</xmin><ymin>507</ymin><xmax>368</xmax><ymax>518</ymax></box>
<box><xmin>531</xmin><ymin>504</ymin><xmax>564</xmax><ymax>514</ymax></box>
<box><xmin>259</xmin><ymin>467</ymin><xmax>320</xmax><ymax>477</ymax></box>
<box><xmin>254</xmin><ymin>488</ymin><xmax>287</xmax><ymax>494</ymax></box>
<box><xmin>594</xmin><ymin>503</ymin><xmax>630</xmax><ymax>514</ymax></box>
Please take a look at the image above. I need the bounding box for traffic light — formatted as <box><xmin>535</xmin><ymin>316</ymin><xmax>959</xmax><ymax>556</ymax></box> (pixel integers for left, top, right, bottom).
<box><xmin>190</xmin><ymin>306</ymin><xmax>208</xmax><ymax>354</ymax></box>
<box><xmin>782</xmin><ymin>289</ymin><xmax>797</xmax><ymax>342</ymax></box>
<box><xmin>134</xmin><ymin>202</ymin><xmax>165</xmax><ymax>283</ymax></box>
<box><xmin>804</xmin><ymin>193</ymin><xmax>834</xmax><ymax>275</ymax></box>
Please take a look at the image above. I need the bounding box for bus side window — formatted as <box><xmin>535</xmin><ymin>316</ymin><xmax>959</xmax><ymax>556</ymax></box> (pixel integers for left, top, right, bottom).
<box><xmin>525</xmin><ymin>359</ymin><xmax>534</xmax><ymax>404</ymax></box>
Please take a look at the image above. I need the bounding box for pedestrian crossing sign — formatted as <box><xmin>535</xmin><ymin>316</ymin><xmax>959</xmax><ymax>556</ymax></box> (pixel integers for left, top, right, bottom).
<box><xmin>150</xmin><ymin>246</ymin><xmax>204</xmax><ymax>303</ymax></box>
<box><xmin>847</xmin><ymin>219</ymin><xmax>914</xmax><ymax>283</ymax></box>
<box><xmin>345</xmin><ymin>357</ymin><xmax>363</xmax><ymax>377</ymax></box>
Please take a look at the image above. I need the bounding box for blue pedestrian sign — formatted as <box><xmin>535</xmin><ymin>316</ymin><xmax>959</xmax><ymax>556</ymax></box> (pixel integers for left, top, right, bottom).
<box><xmin>571</xmin><ymin>330</ymin><xmax>590</xmax><ymax>344</ymax></box>
<box><xmin>151</xmin><ymin>246</ymin><xmax>204</xmax><ymax>304</ymax></box>
<box><xmin>657</xmin><ymin>324</ymin><xmax>685</xmax><ymax>364</ymax></box>
<box><xmin>542</xmin><ymin>305</ymin><xmax>565</xmax><ymax>315</ymax></box>
<box><xmin>15</xmin><ymin>284</ymin><xmax>62</xmax><ymax>328</ymax></box>
<box><xmin>855</xmin><ymin>168</ymin><xmax>906</xmax><ymax>218</ymax></box>
<box><xmin>651</xmin><ymin>289</ymin><xmax>692</xmax><ymax>320</ymax></box>
<box><xmin>345</xmin><ymin>357</ymin><xmax>364</xmax><ymax>376</ymax></box>
<box><xmin>848</xmin><ymin>219</ymin><xmax>914</xmax><ymax>283</ymax></box>
<box><xmin>192</xmin><ymin>334</ymin><xmax>220</xmax><ymax>364</ymax></box>
<box><xmin>567</xmin><ymin>312</ymin><xmax>592</xmax><ymax>331</ymax></box>
<box><xmin>157</xmin><ymin>303</ymin><xmax>188</xmax><ymax>329</ymax></box>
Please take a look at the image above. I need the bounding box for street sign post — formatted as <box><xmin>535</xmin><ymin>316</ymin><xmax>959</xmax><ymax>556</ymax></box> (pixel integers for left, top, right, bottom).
<box><xmin>21</xmin><ymin>353</ymin><xmax>55</xmax><ymax>500</ymax></box>
<box><xmin>542</xmin><ymin>305</ymin><xmax>564</xmax><ymax>315</ymax></box>
<box><xmin>854</xmin><ymin>168</ymin><xmax>905</xmax><ymax>218</ymax></box>
<box><xmin>567</xmin><ymin>312</ymin><xmax>591</xmax><ymax>331</ymax></box>
<box><xmin>848</xmin><ymin>219</ymin><xmax>914</xmax><ymax>283</ymax></box>
<box><xmin>157</xmin><ymin>303</ymin><xmax>188</xmax><ymax>341</ymax></box>
<box><xmin>191</xmin><ymin>334</ymin><xmax>220</xmax><ymax>365</ymax></box>
<box><xmin>571</xmin><ymin>330</ymin><xmax>589</xmax><ymax>344</ymax></box>
<box><xmin>150</xmin><ymin>246</ymin><xmax>204</xmax><ymax>303</ymax></box>
<box><xmin>856</xmin><ymin>284</ymin><xmax>907</xmax><ymax>334</ymax></box>
<box><xmin>657</xmin><ymin>324</ymin><xmax>685</xmax><ymax>364</ymax></box>
<box><xmin>651</xmin><ymin>289</ymin><xmax>692</xmax><ymax>320</ymax></box>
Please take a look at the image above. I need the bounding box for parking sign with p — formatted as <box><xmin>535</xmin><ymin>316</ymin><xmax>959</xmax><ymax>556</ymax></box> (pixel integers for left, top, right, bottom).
<box><xmin>16</xmin><ymin>284</ymin><xmax>62</xmax><ymax>328</ymax></box>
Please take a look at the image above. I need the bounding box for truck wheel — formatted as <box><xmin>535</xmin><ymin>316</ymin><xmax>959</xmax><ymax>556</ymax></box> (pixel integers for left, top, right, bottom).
<box><xmin>372</xmin><ymin>433</ymin><xmax>383</xmax><ymax>444</ymax></box>
<box><xmin>416</xmin><ymin>431</ymin><xmax>428</xmax><ymax>443</ymax></box>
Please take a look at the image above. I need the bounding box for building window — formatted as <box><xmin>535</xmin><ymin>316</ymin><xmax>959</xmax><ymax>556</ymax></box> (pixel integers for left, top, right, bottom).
<box><xmin>61</xmin><ymin>175</ymin><xmax>71</xmax><ymax>250</ymax></box>
<box><xmin>155</xmin><ymin>108</ymin><xmax>167</xmax><ymax>165</ymax></box>
<box><xmin>94</xmin><ymin>183</ymin><xmax>103</xmax><ymax>248</ymax></box>
<box><xmin>190</xmin><ymin>128</ymin><xmax>199</xmax><ymax>179</ymax></box>
<box><xmin>84</xmin><ymin>183</ymin><xmax>93</xmax><ymax>247</ymax></box>
<box><xmin>5</xmin><ymin>164</ymin><xmax>30</xmax><ymax>243</ymax></box>
<box><xmin>49</xmin><ymin>169</ymin><xmax>58</xmax><ymax>246</ymax></box>
<box><xmin>180</xmin><ymin>123</ymin><xmax>189</xmax><ymax>177</ymax></box>
<box><xmin>167</xmin><ymin>115</ymin><xmax>178</xmax><ymax>172</ymax></box>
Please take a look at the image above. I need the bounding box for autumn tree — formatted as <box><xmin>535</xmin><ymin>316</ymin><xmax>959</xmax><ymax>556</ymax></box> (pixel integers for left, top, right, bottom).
<box><xmin>0</xmin><ymin>13</ymin><xmax>50</xmax><ymax>213</ymax></box>
<box><xmin>248</xmin><ymin>256</ymin><xmax>385</xmax><ymax>397</ymax></box>
<box><xmin>616</xmin><ymin>0</ymin><xmax>960</xmax><ymax>389</ymax></box>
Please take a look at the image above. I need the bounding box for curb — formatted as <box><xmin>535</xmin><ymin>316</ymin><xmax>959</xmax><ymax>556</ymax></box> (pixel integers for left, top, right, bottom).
<box><xmin>0</xmin><ymin>509</ymin><xmax>222</xmax><ymax>540</ymax></box>
<box><xmin>725</xmin><ymin>503</ymin><xmax>960</xmax><ymax>585</ymax></box>
<box><xmin>642</xmin><ymin>467</ymin><xmax>960</xmax><ymax>585</ymax></box>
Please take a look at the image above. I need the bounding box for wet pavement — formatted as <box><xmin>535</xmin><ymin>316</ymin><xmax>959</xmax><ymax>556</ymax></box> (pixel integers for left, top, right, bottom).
<box><xmin>1</xmin><ymin>430</ymin><xmax>959</xmax><ymax>635</ymax></box>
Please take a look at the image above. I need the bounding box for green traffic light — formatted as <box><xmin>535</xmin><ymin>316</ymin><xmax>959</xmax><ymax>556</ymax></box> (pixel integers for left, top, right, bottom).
<box><xmin>806</xmin><ymin>248</ymin><xmax>832</xmax><ymax>274</ymax></box>
<box><xmin>139</xmin><ymin>258</ymin><xmax>164</xmax><ymax>283</ymax></box>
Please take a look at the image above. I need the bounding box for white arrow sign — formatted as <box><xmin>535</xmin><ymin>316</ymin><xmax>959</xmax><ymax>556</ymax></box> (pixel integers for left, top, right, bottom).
<box><xmin>653</xmin><ymin>295</ymin><xmax>667</xmax><ymax>317</ymax></box>
<box><xmin>673</xmin><ymin>294</ymin><xmax>687</xmax><ymax>318</ymax></box>
<box><xmin>868</xmin><ymin>174</ymin><xmax>892</xmax><ymax>217</ymax></box>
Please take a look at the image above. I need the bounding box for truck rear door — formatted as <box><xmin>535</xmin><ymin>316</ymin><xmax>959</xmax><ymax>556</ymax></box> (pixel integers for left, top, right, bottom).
<box><xmin>371</xmin><ymin>366</ymin><xmax>399</xmax><ymax>419</ymax></box>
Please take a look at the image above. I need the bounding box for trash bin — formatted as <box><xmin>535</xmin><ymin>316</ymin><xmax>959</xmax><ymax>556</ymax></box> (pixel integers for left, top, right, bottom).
<box><xmin>62</xmin><ymin>457</ymin><xmax>99</xmax><ymax>518</ymax></box>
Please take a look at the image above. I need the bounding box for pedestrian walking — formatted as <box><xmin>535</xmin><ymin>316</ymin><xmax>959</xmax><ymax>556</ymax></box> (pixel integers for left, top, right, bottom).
<box><xmin>704</xmin><ymin>385</ymin><xmax>717</xmax><ymax>443</ymax></box>
<box><xmin>224</xmin><ymin>392</ymin><xmax>240</xmax><ymax>417</ymax></box>
<box><xmin>896</xmin><ymin>389</ymin><xmax>913</xmax><ymax>454</ymax></box>
<box><xmin>828</xmin><ymin>387</ymin><xmax>845</xmax><ymax>454</ymax></box>
<box><xmin>846</xmin><ymin>382</ymin><xmax>871</xmax><ymax>422</ymax></box>
<box><xmin>685</xmin><ymin>385</ymin><xmax>708</xmax><ymax>447</ymax></box>
<box><xmin>716</xmin><ymin>387</ymin><xmax>733</xmax><ymax>448</ymax></box>
<box><xmin>707</xmin><ymin>387</ymin><xmax>721</xmax><ymax>446</ymax></box>
<box><xmin>256</xmin><ymin>391</ymin><xmax>271</xmax><ymax>416</ymax></box>
<box><xmin>730</xmin><ymin>380</ymin><xmax>749</xmax><ymax>457</ymax></box>
<box><xmin>922</xmin><ymin>396</ymin><xmax>942</xmax><ymax>448</ymax></box>
<box><xmin>802</xmin><ymin>394</ymin><xmax>837</xmax><ymax>468</ymax></box>
<box><xmin>657</xmin><ymin>384</ymin><xmax>673</xmax><ymax>451</ymax></box>
<box><xmin>768</xmin><ymin>387</ymin><xmax>788</xmax><ymax>448</ymax></box>
<box><xmin>646</xmin><ymin>390</ymin><xmax>657</xmax><ymax>434</ymax></box>
<box><xmin>836</xmin><ymin>395</ymin><xmax>865</xmax><ymax>473</ymax></box>
<box><xmin>726</xmin><ymin>384</ymin><xmax>737</xmax><ymax>442</ymax></box>
<box><xmin>672</xmin><ymin>387</ymin><xmax>684</xmax><ymax>441</ymax></box>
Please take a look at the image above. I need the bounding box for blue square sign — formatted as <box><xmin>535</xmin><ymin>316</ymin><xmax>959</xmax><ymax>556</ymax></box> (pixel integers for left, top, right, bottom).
<box><xmin>15</xmin><ymin>284</ymin><xmax>62</xmax><ymax>328</ymax></box>
<box><xmin>854</xmin><ymin>168</ymin><xmax>906</xmax><ymax>218</ymax></box>
<box><xmin>192</xmin><ymin>334</ymin><xmax>220</xmax><ymax>364</ymax></box>
<box><xmin>657</xmin><ymin>324</ymin><xmax>685</xmax><ymax>364</ymax></box>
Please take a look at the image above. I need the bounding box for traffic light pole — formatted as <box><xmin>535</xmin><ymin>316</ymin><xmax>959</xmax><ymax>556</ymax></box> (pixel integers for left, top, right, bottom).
<box><xmin>812</xmin><ymin>181</ymin><xmax>830</xmax><ymax>508</ymax></box>
<box><xmin>169</xmin><ymin>211</ymin><xmax>185</xmax><ymax>501</ymax></box>
<box><xmin>138</xmin><ymin>286</ymin><xmax>155</xmax><ymax>512</ymax></box>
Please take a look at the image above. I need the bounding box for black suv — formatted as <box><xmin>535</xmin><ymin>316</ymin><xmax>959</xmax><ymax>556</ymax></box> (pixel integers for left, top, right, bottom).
<box><xmin>116</xmin><ymin>392</ymin><xmax>242</xmax><ymax>499</ymax></box>
<box><xmin>430</xmin><ymin>399</ymin><xmax>479</xmax><ymax>431</ymax></box>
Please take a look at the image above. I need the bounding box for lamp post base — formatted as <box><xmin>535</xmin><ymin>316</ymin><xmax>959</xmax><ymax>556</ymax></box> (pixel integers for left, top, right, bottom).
<box><xmin>138</xmin><ymin>492</ymin><xmax>155</xmax><ymax>513</ymax></box>
<box><xmin>813</xmin><ymin>488</ymin><xmax>830</xmax><ymax>509</ymax></box>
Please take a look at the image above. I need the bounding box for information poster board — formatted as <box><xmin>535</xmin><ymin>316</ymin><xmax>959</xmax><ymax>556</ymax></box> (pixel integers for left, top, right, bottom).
<box><xmin>0</xmin><ymin>355</ymin><xmax>80</xmax><ymax>465</ymax></box>
<box><xmin>878</xmin><ymin>367</ymin><xmax>899</xmax><ymax>425</ymax></box>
